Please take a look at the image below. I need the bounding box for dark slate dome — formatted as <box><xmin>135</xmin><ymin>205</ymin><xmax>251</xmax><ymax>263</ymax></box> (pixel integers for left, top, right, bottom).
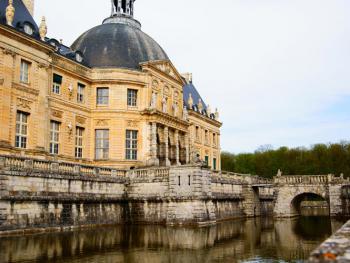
<box><xmin>71</xmin><ymin>20</ymin><xmax>169</xmax><ymax>70</ymax></box>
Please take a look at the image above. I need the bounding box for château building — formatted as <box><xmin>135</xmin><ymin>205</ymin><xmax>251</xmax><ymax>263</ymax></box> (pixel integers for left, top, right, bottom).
<box><xmin>0</xmin><ymin>0</ymin><xmax>222</xmax><ymax>170</ymax></box>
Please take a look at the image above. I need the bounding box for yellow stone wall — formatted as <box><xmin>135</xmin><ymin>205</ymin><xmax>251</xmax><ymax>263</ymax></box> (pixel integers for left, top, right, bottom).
<box><xmin>0</xmin><ymin>25</ymin><xmax>222</xmax><ymax>170</ymax></box>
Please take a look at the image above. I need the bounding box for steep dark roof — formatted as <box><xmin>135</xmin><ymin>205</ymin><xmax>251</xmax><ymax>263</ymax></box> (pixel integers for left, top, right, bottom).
<box><xmin>0</xmin><ymin>0</ymin><xmax>39</xmax><ymax>37</ymax></box>
<box><xmin>71</xmin><ymin>23</ymin><xmax>169</xmax><ymax>70</ymax></box>
<box><xmin>183</xmin><ymin>82</ymin><xmax>207</xmax><ymax>110</ymax></box>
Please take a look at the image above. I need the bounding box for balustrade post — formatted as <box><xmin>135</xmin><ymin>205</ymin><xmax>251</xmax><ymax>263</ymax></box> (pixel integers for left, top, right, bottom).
<box><xmin>73</xmin><ymin>165</ymin><xmax>81</xmax><ymax>175</ymax></box>
<box><xmin>0</xmin><ymin>157</ymin><xmax>5</xmax><ymax>168</ymax></box>
<box><xmin>50</xmin><ymin>162</ymin><xmax>59</xmax><ymax>173</ymax></box>
<box><xmin>24</xmin><ymin>160</ymin><xmax>33</xmax><ymax>170</ymax></box>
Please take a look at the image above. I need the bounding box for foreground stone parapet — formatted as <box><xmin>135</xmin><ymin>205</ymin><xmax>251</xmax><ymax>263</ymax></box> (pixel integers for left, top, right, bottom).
<box><xmin>309</xmin><ymin>220</ymin><xmax>350</xmax><ymax>262</ymax></box>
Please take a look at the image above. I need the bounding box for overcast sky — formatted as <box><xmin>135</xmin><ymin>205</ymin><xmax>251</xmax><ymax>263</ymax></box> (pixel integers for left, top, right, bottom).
<box><xmin>34</xmin><ymin>0</ymin><xmax>350</xmax><ymax>153</ymax></box>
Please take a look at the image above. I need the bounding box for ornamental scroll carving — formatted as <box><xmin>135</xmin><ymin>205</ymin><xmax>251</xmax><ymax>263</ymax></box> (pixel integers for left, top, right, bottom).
<box><xmin>155</xmin><ymin>62</ymin><xmax>177</xmax><ymax>79</ymax></box>
<box><xmin>95</xmin><ymin>119</ymin><xmax>109</xmax><ymax>126</ymax></box>
<box><xmin>126</xmin><ymin>120</ymin><xmax>139</xmax><ymax>128</ymax></box>
<box><xmin>51</xmin><ymin>110</ymin><xmax>63</xmax><ymax>119</ymax></box>
<box><xmin>17</xmin><ymin>98</ymin><xmax>32</xmax><ymax>110</ymax></box>
<box><xmin>76</xmin><ymin>116</ymin><xmax>86</xmax><ymax>125</ymax></box>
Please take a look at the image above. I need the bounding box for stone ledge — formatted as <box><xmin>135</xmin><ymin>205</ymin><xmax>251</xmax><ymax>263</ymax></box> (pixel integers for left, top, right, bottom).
<box><xmin>309</xmin><ymin>220</ymin><xmax>350</xmax><ymax>262</ymax></box>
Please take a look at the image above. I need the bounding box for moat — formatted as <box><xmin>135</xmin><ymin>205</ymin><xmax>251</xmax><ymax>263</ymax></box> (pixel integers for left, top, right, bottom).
<box><xmin>0</xmin><ymin>216</ymin><xmax>346</xmax><ymax>263</ymax></box>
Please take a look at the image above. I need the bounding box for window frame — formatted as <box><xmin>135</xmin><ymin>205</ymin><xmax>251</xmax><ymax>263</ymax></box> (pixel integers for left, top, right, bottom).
<box><xmin>20</xmin><ymin>60</ymin><xmax>30</xmax><ymax>84</ymax></box>
<box><xmin>77</xmin><ymin>83</ymin><xmax>85</xmax><ymax>103</ymax></box>
<box><xmin>50</xmin><ymin>121</ymin><xmax>60</xmax><ymax>155</ymax></box>
<box><xmin>127</xmin><ymin>89</ymin><xmax>138</xmax><ymax>107</ymax></box>
<box><xmin>52</xmin><ymin>74</ymin><xmax>62</xmax><ymax>95</ymax></box>
<box><xmin>95</xmin><ymin>129</ymin><xmax>109</xmax><ymax>160</ymax></box>
<box><xmin>96</xmin><ymin>88</ymin><xmax>109</xmax><ymax>106</ymax></box>
<box><xmin>75</xmin><ymin>126</ymin><xmax>84</xmax><ymax>159</ymax></box>
<box><xmin>15</xmin><ymin>111</ymin><xmax>29</xmax><ymax>149</ymax></box>
<box><xmin>125</xmin><ymin>130</ymin><xmax>138</xmax><ymax>160</ymax></box>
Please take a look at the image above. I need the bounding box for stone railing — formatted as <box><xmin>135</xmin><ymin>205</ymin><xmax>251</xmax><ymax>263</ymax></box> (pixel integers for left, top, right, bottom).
<box><xmin>128</xmin><ymin>167</ymin><xmax>170</xmax><ymax>182</ymax></box>
<box><xmin>274</xmin><ymin>174</ymin><xmax>336</xmax><ymax>184</ymax></box>
<box><xmin>0</xmin><ymin>155</ymin><xmax>127</xmax><ymax>178</ymax></box>
<box><xmin>212</xmin><ymin>170</ymin><xmax>273</xmax><ymax>185</ymax></box>
<box><xmin>309</xmin><ymin>220</ymin><xmax>350</xmax><ymax>262</ymax></box>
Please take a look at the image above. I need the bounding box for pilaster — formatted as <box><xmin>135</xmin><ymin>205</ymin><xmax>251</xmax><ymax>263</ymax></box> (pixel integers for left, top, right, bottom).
<box><xmin>164</xmin><ymin>127</ymin><xmax>170</xmax><ymax>166</ymax></box>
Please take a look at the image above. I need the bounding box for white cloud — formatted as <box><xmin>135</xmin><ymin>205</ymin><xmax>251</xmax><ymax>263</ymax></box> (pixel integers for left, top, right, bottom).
<box><xmin>35</xmin><ymin>0</ymin><xmax>350</xmax><ymax>153</ymax></box>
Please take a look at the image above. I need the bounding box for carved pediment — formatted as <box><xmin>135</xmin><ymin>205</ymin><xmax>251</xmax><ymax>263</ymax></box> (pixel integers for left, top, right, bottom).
<box><xmin>141</xmin><ymin>60</ymin><xmax>185</xmax><ymax>85</ymax></box>
<box><xmin>17</xmin><ymin>97</ymin><xmax>32</xmax><ymax>110</ymax></box>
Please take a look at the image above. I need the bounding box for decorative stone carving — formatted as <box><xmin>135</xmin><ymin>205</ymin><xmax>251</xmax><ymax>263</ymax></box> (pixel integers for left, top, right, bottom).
<box><xmin>155</xmin><ymin>62</ymin><xmax>177</xmax><ymax>79</ymax></box>
<box><xmin>39</xmin><ymin>16</ymin><xmax>47</xmax><ymax>41</ymax></box>
<box><xmin>150</xmin><ymin>91</ymin><xmax>157</xmax><ymax>109</ymax></box>
<box><xmin>207</xmin><ymin>104</ymin><xmax>212</xmax><ymax>116</ymax></box>
<box><xmin>126</xmin><ymin>120</ymin><xmax>139</xmax><ymax>128</ymax></box>
<box><xmin>162</xmin><ymin>96</ymin><xmax>167</xmax><ymax>113</ymax></box>
<box><xmin>187</xmin><ymin>93</ymin><xmax>193</xmax><ymax>109</ymax></box>
<box><xmin>17</xmin><ymin>98</ymin><xmax>32</xmax><ymax>110</ymax></box>
<box><xmin>172</xmin><ymin>102</ymin><xmax>178</xmax><ymax>118</ymax></box>
<box><xmin>96</xmin><ymin>119</ymin><xmax>109</xmax><ymax>126</ymax></box>
<box><xmin>183</xmin><ymin>106</ymin><xmax>188</xmax><ymax>121</ymax></box>
<box><xmin>215</xmin><ymin>108</ymin><xmax>220</xmax><ymax>120</ymax></box>
<box><xmin>76</xmin><ymin>116</ymin><xmax>86</xmax><ymax>125</ymax></box>
<box><xmin>198</xmin><ymin>99</ymin><xmax>203</xmax><ymax>113</ymax></box>
<box><xmin>51</xmin><ymin>110</ymin><xmax>63</xmax><ymax>119</ymax></box>
<box><xmin>6</xmin><ymin>0</ymin><xmax>15</xmax><ymax>27</ymax></box>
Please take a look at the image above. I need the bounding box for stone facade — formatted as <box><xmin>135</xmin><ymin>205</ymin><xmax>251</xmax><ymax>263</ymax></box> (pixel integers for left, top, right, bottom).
<box><xmin>0</xmin><ymin>5</ymin><xmax>221</xmax><ymax>170</ymax></box>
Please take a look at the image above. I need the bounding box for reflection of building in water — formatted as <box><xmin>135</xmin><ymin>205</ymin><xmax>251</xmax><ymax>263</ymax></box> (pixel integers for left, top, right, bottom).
<box><xmin>0</xmin><ymin>217</ymin><xmax>340</xmax><ymax>263</ymax></box>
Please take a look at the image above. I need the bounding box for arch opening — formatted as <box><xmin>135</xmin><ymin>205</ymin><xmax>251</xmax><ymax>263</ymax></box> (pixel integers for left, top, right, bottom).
<box><xmin>291</xmin><ymin>193</ymin><xmax>329</xmax><ymax>217</ymax></box>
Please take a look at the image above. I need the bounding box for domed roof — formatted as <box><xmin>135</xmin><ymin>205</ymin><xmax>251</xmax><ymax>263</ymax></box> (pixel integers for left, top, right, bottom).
<box><xmin>71</xmin><ymin>21</ymin><xmax>169</xmax><ymax>70</ymax></box>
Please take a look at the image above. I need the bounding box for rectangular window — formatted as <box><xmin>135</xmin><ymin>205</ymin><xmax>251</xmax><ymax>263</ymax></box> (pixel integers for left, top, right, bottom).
<box><xmin>50</xmin><ymin>121</ymin><xmax>60</xmax><ymax>155</ymax></box>
<box><xmin>195</xmin><ymin>126</ymin><xmax>200</xmax><ymax>141</ymax></box>
<box><xmin>126</xmin><ymin>130</ymin><xmax>138</xmax><ymax>160</ymax></box>
<box><xmin>205</xmin><ymin>130</ymin><xmax>209</xmax><ymax>144</ymax></box>
<box><xmin>52</xmin><ymin>74</ymin><xmax>62</xmax><ymax>94</ymax></box>
<box><xmin>205</xmin><ymin>156</ymin><xmax>209</xmax><ymax>166</ymax></box>
<box><xmin>127</xmin><ymin>89</ymin><xmax>138</xmax><ymax>107</ymax></box>
<box><xmin>213</xmin><ymin>158</ymin><xmax>217</xmax><ymax>170</ymax></box>
<box><xmin>15</xmin><ymin>111</ymin><xmax>28</xmax><ymax>149</ymax></box>
<box><xmin>213</xmin><ymin>133</ymin><xmax>217</xmax><ymax>146</ymax></box>
<box><xmin>96</xmin><ymin>88</ymin><xmax>109</xmax><ymax>105</ymax></box>
<box><xmin>20</xmin><ymin>60</ymin><xmax>30</xmax><ymax>83</ymax></box>
<box><xmin>95</xmin><ymin>129</ymin><xmax>109</xmax><ymax>159</ymax></box>
<box><xmin>75</xmin><ymin>127</ymin><xmax>84</xmax><ymax>158</ymax></box>
<box><xmin>77</xmin><ymin>83</ymin><xmax>85</xmax><ymax>103</ymax></box>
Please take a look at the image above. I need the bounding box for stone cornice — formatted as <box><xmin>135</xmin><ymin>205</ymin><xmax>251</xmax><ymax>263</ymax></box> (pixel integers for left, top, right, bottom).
<box><xmin>141</xmin><ymin>109</ymin><xmax>189</xmax><ymax>132</ymax></box>
<box><xmin>12</xmin><ymin>82</ymin><xmax>40</xmax><ymax>96</ymax></box>
<box><xmin>140</xmin><ymin>60</ymin><xmax>186</xmax><ymax>87</ymax></box>
<box><xmin>189</xmin><ymin>110</ymin><xmax>222</xmax><ymax>128</ymax></box>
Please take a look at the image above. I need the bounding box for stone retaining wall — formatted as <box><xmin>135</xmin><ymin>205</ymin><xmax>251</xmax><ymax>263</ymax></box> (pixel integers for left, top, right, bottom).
<box><xmin>0</xmin><ymin>155</ymin><xmax>276</xmax><ymax>233</ymax></box>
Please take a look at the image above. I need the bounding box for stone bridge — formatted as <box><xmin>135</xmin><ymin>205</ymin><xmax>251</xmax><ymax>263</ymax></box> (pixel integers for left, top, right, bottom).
<box><xmin>273</xmin><ymin>174</ymin><xmax>349</xmax><ymax>217</ymax></box>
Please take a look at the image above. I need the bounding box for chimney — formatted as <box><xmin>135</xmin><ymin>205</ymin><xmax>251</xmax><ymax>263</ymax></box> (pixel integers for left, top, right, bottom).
<box><xmin>22</xmin><ymin>0</ymin><xmax>34</xmax><ymax>16</ymax></box>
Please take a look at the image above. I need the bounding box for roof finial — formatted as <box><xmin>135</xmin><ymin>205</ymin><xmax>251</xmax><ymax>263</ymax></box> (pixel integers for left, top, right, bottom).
<box><xmin>187</xmin><ymin>93</ymin><xmax>193</xmax><ymax>109</ymax></box>
<box><xmin>6</xmin><ymin>0</ymin><xmax>15</xmax><ymax>27</ymax></box>
<box><xmin>39</xmin><ymin>16</ymin><xmax>47</xmax><ymax>41</ymax></box>
<box><xmin>111</xmin><ymin>0</ymin><xmax>135</xmax><ymax>17</ymax></box>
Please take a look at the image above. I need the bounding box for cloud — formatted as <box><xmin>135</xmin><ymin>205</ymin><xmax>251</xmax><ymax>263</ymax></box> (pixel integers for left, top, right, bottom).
<box><xmin>35</xmin><ymin>0</ymin><xmax>350</xmax><ymax>153</ymax></box>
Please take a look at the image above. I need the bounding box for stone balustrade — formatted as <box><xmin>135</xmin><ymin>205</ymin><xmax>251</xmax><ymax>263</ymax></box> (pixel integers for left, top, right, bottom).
<box><xmin>0</xmin><ymin>155</ymin><xmax>127</xmax><ymax>178</ymax></box>
<box><xmin>274</xmin><ymin>174</ymin><xmax>336</xmax><ymax>185</ymax></box>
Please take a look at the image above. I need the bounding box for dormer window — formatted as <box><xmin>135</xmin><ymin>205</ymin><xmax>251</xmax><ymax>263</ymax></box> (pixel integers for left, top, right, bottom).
<box><xmin>23</xmin><ymin>23</ymin><xmax>34</xmax><ymax>35</ymax></box>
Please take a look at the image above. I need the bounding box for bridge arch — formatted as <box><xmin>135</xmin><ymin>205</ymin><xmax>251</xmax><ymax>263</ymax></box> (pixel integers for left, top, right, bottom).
<box><xmin>274</xmin><ymin>182</ymin><xmax>330</xmax><ymax>217</ymax></box>
<box><xmin>291</xmin><ymin>192</ymin><xmax>329</xmax><ymax>216</ymax></box>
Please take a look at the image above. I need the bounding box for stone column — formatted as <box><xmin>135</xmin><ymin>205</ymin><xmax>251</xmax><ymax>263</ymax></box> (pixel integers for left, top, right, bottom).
<box><xmin>175</xmin><ymin>130</ymin><xmax>180</xmax><ymax>166</ymax></box>
<box><xmin>147</xmin><ymin>122</ymin><xmax>159</xmax><ymax>166</ymax></box>
<box><xmin>185</xmin><ymin>133</ymin><xmax>190</xmax><ymax>164</ymax></box>
<box><xmin>164</xmin><ymin>127</ymin><xmax>171</xmax><ymax>166</ymax></box>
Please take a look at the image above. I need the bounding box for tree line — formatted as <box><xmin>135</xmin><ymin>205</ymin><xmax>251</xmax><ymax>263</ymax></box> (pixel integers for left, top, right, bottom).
<box><xmin>221</xmin><ymin>142</ymin><xmax>350</xmax><ymax>178</ymax></box>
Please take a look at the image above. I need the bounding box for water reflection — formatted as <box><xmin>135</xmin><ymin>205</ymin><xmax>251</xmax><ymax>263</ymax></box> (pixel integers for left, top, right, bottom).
<box><xmin>0</xmin><ymin>217</ymin><xmax>346</xmax><ymax>263</ymax></box>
